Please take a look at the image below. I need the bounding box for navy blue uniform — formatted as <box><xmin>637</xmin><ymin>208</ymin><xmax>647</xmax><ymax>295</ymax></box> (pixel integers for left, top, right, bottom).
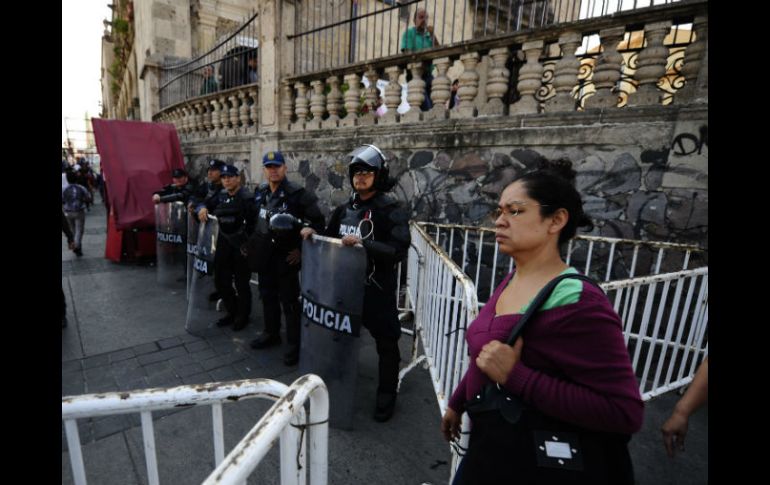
<box><xmin>154</xmin><ymin>180</ymin><xmax>196</xmax><ymax>205</ymax></box>
<box><xmin>253</xmin><ymin>180</ymin><xmax>324</xmax><ymax>349</ymax></box>
<box><xmin>324</xmin><ymin>191</ymin><xmax>411</xmax><ymax>395</ymax></box>
<box><xmin>206</xmin><ymin>186</ymin><xmax>257</xmax><ymax>326</ymax></box>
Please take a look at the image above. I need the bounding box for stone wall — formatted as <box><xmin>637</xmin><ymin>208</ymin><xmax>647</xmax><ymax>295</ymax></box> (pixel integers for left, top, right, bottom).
<box><xmin>180</xmin><ymin>103</ymin><xmax>707</xmax><ymax>252</ymax></box>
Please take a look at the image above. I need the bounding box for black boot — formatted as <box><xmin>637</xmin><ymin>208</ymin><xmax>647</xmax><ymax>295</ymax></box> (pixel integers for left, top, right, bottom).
<box><xmin>283</xmin><ymin>345</ymin><xmax>300</xmax><ymax>366</ymax></box>
<box><xmin>250</xmin><ymin>333</ymin><xmax>281</xmax><ymax>349</ymax></box>
<box><xmin>373</xmin><ymin>391</ymin><xmax>397</xmax><ymax>422</ymax></box>
<box><xmin>216</xmin><ymin>314</ymin><xmax>235</xmax><ymax>327</ymax></box>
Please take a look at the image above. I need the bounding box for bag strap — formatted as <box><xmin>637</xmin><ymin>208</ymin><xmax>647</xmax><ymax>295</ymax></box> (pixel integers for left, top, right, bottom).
<box><xmin>504</xmin><ymin>273</ymin><xmax>601</xmax><ymax>346</ymax></box>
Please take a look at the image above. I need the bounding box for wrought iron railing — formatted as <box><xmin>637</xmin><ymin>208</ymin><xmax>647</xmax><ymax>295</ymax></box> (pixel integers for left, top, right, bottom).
<box><xmin>289</xmin><ymin>0</ymin><xmax>683</xmax><ymax>74</ymax></box>
<box><xmin>159</xmin><ymin>10</ymin><xmax>260</xmax><ymax>109</ymax></box>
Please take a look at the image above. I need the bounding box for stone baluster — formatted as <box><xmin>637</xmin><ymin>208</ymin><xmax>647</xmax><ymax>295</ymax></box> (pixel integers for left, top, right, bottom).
<box><xmin>194</xmin><ymin>102</ymin><xmax>206</xmax><ymax>134</ymax></box>
<box><xmin>452</xmin><ymin>52</ymin><xmax>480</xmax><ymax>119</ymax></box>
<box><xmin>426</xmin><ymin>57</ymin><xmax>450</xmax><ymax>121</ymax></box>
<box><xmin>248</xmin><ymin>88</ymin><xmax>259</xmax><ymax>128</ymax></box>
<box><xmin>380</xmin><ymin>66</ymin><xmax>402</xmax><ymax>124</ymax></box>
<box><xmin>585</xmin><ymin>27</ymin><xmax>625</xmax><ymax>110</ymax></box>
<box><xmin>195</xmin><ymin>103</ymin><xmax>205</xmax><ymax>134</ymax></box>
<box><xmin>280</xmin><ymin>81</ymin><xmax>294</xmax><ymax>130</ymax></box>
<box><xmin>545</xmin><ymin>32</ymin><xmax>582</xmax><ymax>113</ymax></box>
<box><xmin>293</xmin><ymin>82</ymin><xmax>309</xmax><ymax>130</ymax></box>
<box><xmin>228</xmin><ymin>94</ymin><xmax>240</xmax><ymax>129</ymax></box>
<box><xmin>510</xmin><ymin>41</ymin><xmax>544</xmax><ymax>115</ymax></box>
<box><xmin>201</xmin><ymin>102</ymin><xmax>213</xmax><ymax>132</ymax></box>
<box><xmin>481</xmin><ymin>48</ymin><xmax>511</xmax><ymax>116</ymax></box>
<box><xmin>238</xmin><ymin>90</ymin><xmax>250</xmax><ymax>127</ymax></box>
<box><xmin>361</xmin><ymin>68</ymin><xmax>380</xmax><ymax>125</ymax></box>
<box><xmin>180</xmin><ymin>107</ymin><xmax>190</xmax><ymax>134</ymax></box>
<box><xmin>218</xmin><ymin>96</ymin><xmax>231</xmax><ymax>129</ymax></box>
<box><xmin>323</xmin><ymin>76</ymin><xmax>342</xmax><ymax>128</ymax></box>
<box><xmin>309</xmin><ymin>80</ymin><xmax>326</xmax><ymax>130</ymax></box>
<box><xmin>210</xmin><ymin>98</ymin><xmax>223</xmax><ymax>130</ymax></box>
<box><xmin>628</xmin><ymin>21</ymin><xmax>672</xmax><ymax>106</ymax></box>
<box><xmin>341</xmin><ymin>73</ymin><xmax>361</xmax><ymax>127</ymax></box>
<box><xmin>674</xmin><ymin>16</ymin><xmax>707</xmax><ymax>104</ymax></box>
<box><xmin>403</xmin><ymin>62</ymin><xmax>426</xmax><ymax>122</ymax></box>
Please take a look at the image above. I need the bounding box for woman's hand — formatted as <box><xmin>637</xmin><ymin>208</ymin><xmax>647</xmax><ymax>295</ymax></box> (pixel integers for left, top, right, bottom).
<box><xmin>441</xmin><ymin>407</ymin><xmax>462</xmax><ymax>442</ymax></box>
<box><xmin>476</xmin><ymin>337</ymin><xmax>523</xmax><ymax>385</ymax></box>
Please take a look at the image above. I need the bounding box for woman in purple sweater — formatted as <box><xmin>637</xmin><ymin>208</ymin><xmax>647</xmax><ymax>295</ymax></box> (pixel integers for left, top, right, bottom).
<box><xmin>441</xmin><ymin>159</ymin><xmax>644</xmax><ymax>484</ymax></box>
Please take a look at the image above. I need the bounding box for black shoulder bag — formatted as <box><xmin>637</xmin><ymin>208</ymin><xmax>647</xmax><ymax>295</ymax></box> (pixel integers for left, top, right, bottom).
<box><xmin>458</xmin><ymin>273</ymin><xmax>635</xmax><ymax>485</ymax></box>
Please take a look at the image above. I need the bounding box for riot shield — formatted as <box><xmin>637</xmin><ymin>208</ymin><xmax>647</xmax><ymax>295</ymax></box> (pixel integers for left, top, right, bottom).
<box><xmin>155</xmin><ymin>202</ymin><xmax>187</xmax><ymax>287</ymax></box>
<box><xmin>299</xmin><ymin>235</ymin><xmax>367</xmax><ymax>429</ymax></box>
<box><xmin>186</xmin><ymin>211</ymin><xmax>198</xmax><ymax>300</ymax></box>
<box><xmin>185</xmin><ymin>216</ymin><xmax>220</xmax><ymax>336</ymax></box>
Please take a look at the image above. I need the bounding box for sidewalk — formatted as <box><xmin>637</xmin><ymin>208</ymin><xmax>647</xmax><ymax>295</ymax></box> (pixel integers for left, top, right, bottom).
<box><xmin>62</xmin><ymin>200</ymin><xmax>707</xmax><ymax>485</ymax></box>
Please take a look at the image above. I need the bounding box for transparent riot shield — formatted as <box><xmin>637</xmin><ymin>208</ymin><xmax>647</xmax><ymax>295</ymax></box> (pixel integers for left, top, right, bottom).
<box><xmin>155</xmin><ymin>201</ymin><xmax>187</xmax><ymax>287</ymax></box>
<box><xmin>186</xmin><ymin>211</ymin><xmax>198</xmax><ymax>301</ymax></box>
<box><xmin>185</xmin><ymin>215</ymin><xmax>220</xmax><ymax>336</ymax></box>
<box><xmin>298</xmin><ymin>235</ymin><xmax>367</xmax><ymax>430</ymax></box>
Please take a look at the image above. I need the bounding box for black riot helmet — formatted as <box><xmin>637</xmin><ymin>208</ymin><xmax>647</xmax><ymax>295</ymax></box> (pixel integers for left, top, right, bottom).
<box><xmin>268</xmin><ymin>212</ymin><xmax>302</xmax><ymax>244</ymax></box>
<box><xmin>347</xmin><ymin>144</ymin><xmax>390</xmax><ymax>191</ymax></box>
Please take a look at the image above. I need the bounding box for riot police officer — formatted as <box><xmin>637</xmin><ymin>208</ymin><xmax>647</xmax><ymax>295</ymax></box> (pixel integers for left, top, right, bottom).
<box><xmin>198</xmin><ymin>164</ymin><xmax>257</xmax><ymax>330</ymax></box>
<box><xmin>249</xmin><ymin>151</ymin><xmax>325</xmax><ymax>366</ymax></box>
<box><xmin>190</xmin><ymin>159</ymin><xmax>226</xmax><ymax>302</ymax></box>
<box><xmin>152</xmin><ymin>168</ymin><xmax>196</xmax><ymax>205</ymax></box>
<box><xmin>189</xmin><ymin>159</ymin><xmax>225</xmax><ymax>215</ymax></box>
<box><xmin>301</xmin><ymin>144</ymin><xmax>411</xmax><ymax>422</ymax></box>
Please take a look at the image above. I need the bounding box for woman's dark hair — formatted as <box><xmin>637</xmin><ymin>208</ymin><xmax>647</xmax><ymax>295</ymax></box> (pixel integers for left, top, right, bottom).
<box><xmin>512</xmin><ymin>157</ymin><xmax>594</xmax><ymax>245</ymax></box>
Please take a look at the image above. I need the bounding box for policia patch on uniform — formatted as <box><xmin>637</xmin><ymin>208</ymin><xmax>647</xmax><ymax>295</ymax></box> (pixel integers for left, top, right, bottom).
<box><xmin>301</xmin><ymin>295</ymin><xmax>362</xmax><ymax>336</ymax></box>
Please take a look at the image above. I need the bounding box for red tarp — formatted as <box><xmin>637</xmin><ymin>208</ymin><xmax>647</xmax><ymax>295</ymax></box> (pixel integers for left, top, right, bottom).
<box><xmin>92</xmin><ymin>119</ymin><xmax>185</xmax><ymax>230</ymax></box>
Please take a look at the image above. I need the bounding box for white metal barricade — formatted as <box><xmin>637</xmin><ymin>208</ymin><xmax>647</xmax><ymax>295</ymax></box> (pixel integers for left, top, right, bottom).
<box><xmin>62</xmin><ymin>375</ymin><xmax>328</xmax><ymax>485</ymax></box>
<box><xmin>417</xmin><ymin>222</ymin><xmax>705</xmax><ymax>307</ymax></box>
<box><xmin>399</xmin><ymin>221</ymin><xmax>708</xmax><ymax>482</ymax></box>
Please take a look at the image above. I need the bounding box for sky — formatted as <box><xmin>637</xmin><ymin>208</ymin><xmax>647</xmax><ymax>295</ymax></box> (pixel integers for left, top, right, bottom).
<box><xmin>62</xmin><ymin>0</ymin><xmax>113</xmax><ymax>150</ymax></box>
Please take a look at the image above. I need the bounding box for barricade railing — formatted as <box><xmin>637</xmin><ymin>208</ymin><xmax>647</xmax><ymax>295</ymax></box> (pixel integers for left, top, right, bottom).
<box><xmin>62</xmin><ymin>375</ymin><xmax>328</xmax><ymax>485</ymax></box>
<box><xmin>604</xmin><ymin>267</ymin><xmax>708</xmax><ymax>400</ymax></box>
<box><xmin>417</xmin><ymin>222</ymin><xmax>705</xmax><ymax>306</ymax></box>
<box><xmin>398</xmin><ymin>222</ymin><xmax>477</xmax><ymax>480</ymax></box>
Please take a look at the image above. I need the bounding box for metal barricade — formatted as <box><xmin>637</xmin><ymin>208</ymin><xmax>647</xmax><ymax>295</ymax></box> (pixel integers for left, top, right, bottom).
<box><xmin>398</xmin><ymin>222</ymin><xmax>477</xmax><ymax>480</ymax></box>
<box><xmin>62</xmin><ymin>375</ymin><xmax>329</xmax><ymax>485</ymax></box>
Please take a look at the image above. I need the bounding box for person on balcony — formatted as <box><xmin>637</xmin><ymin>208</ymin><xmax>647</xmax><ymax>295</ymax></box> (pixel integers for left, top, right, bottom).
<box><xmin>247</xmin><ymin>50</ymin><xmax>259</xmax><ymax>84</ymax></box>
<box><xmin>441</xmin><ymin>158</ymin><xmax>644</xmax><ymax>484</ymax></box>
<box><xmin>301</xmin><ymin>144</ymin><xmax>411</xmax><ymax>422</ymax></box>
<box><xmin>401</xmin><ymin>7</ymin><xmax>440</xmax><ymax>111</ymax></box>
<box><xmin>200</xmin><ymin>65</ymin><xmax>218</xmax><ymax>95</ymax></box>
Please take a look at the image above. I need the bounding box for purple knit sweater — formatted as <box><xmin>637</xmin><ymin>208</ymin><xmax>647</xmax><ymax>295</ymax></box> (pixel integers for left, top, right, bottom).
<box><xmin>448</xmin><ymin>272</ymin><xmax>644</xmax><ymax>435</ymax></box>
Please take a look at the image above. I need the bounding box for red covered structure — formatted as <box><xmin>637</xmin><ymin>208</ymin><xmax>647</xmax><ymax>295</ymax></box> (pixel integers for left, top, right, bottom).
<box><xmin>92</xmin><ymin>119</ymin><xmax>185</xmax><ymax>262</ymax></box>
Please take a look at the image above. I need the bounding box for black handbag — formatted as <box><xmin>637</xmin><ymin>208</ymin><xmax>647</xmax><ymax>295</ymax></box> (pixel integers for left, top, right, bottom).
<box><xmin>458</xmin><ymin>273</ymin><xmax>634</xmax><ymax>485</ymax></box>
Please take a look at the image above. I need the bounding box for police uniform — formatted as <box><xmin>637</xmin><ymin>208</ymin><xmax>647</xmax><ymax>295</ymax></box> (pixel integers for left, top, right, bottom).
<box><xmin>154</xmin><ymin>168</ymin><xmax>196</xmax><ymax>205</ymax></box>
<box><xmin>205</xmin><ymin>164</ymin><xmax>257</xmax><ymax>330</ymax></box>
<box><xmin>250</xmin><ymin>151</ymin><xmax>325</xmax><ymax>366</ymax></box>
<box><xmin>324</xmin><ymin>192</ymin><xmax>411</xmax><ymax>402</ymax></box>
<box><xmin>322</xmin><ymin>144</ymin><xmax>411</xmax><ymax>421</ymax></box>
<box><xmin>189</xmin><ymin>159</ymin><xmax>226</xmax><ymax>211</ymax></box>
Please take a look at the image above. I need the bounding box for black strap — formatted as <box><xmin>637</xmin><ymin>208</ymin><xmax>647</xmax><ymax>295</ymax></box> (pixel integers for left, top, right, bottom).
<box><xmin>504</xmin><ymin>273</ymin><xmax>601</xmax><ymax>346</ymax></box>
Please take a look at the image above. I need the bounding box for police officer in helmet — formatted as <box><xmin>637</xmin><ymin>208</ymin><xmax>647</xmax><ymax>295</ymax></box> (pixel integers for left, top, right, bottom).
<box><xmin>198</xmin><ymin>164</ymin><xmax>257</xmax><ymax>330</ymax></box>
<box><xmin>301</xmin><ymin>144</ymin><xmax>411</xmax><ymax>422</ymax></box>
<box><xmin>249</xmin><ymin>151</ymin><xmax>325</xmax><ymax>366</ymax></box>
